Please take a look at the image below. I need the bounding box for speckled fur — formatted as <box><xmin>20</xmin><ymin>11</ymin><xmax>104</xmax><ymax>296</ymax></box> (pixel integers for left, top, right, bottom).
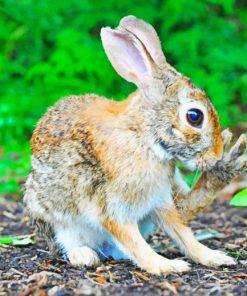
<box><xmin>24</xmin><ymin>16</ymin><xmax>246</xmax><ymax>274</ymax></box>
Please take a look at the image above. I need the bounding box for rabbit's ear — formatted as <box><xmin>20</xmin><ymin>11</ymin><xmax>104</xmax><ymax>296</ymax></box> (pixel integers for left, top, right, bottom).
<box><xmin>101</xmin><ymin>27</ymin><xmax>154</xmax><ymax>87</ymax></box>
<box><xmin>120</xmin><ymin>16</ymin><xmax>166</xmax><ymax>66</ymax></box>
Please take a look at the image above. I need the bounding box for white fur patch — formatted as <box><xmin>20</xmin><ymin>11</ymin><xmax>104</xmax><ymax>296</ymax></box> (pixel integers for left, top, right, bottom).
<box><xmin>190</xmin><ymin>245</ymin><xmax>236</xmax><ymax>267</ymax></box>
<box><xmin>54</xmin><ymin>214</ymin><xmax>130</xmax><ymax>260</ymax></box>
<box><xmin>106</xmin><ymin>184</ymin><xmax>173</xmax><ymax>223</ymax></box>
<box><xmin>183</xmin><ymin>158</ymin><xmax>198</xmax><ymax>171</ymax></box>
<box><xmin>68</xmin><ymin>246</ymin><xmax>100</xmax><ymax>266</ymax></box>
<box><xmin>55</xmin><ymin>216</ymin><xmax>105</xmax><ymax>252</ymax></box>
<box><xmin>152</xmin><ymin>142</ymin><xmax>173</xmax><ymax>161</ymax></box>
<box><xmin>198</xmin><ymin>249</ymin><xmax>236</xmax><ymax>267</ymax></box>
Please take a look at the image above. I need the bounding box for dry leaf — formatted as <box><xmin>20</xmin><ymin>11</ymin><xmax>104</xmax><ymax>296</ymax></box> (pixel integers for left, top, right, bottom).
<box><xmin>96</xmin><ymin>266</ymin><xmax>105</xmax><ymax>273</ymax></box>
<box><xmin>159</xmin><ymin>281</ymin><xmax>177</xmax><ymax>294</ymax></box>
<box><xmin>132</xmin><ymin>283</ymin><xmax>144</xmax><ymax>287</ymax></box>
<box><xmin>233</xmin><ymin>273</ymin><xmax>247</xmax><ymax>279</ymax></box>
<box><xmin>34</xmin><ymin>289</ymin><xmax>47</xmax><ymax>296</ymax></box>
<box><xmin>19</xmin><ymin>287</ymin><xmax>34</xmax><ymax>296</ymax></box>
<box><xmin>133</xmin><ymin>271</ymin><xmax>149</xmax><ymax>281</ymax></box>
<box><xmin>171</xmin><ymin>282</ymin><xmax>181</xmax><ymax>290</ymax></box>
<box><xmin>94</xmin><ymin>277</ymin><xmax>108</xmax><ymax>285</ymax></box>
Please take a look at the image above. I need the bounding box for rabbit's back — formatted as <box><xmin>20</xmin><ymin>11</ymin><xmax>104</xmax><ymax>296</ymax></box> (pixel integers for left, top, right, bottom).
<box><xmin>24</xmin><ymin>94</ymin><xmax>111</xmax><ymax>223</ymax></box>
<box><xmin>31</xmin><ymin>94</ymin><xmax>103</xmax><ymax>155</ymax></box>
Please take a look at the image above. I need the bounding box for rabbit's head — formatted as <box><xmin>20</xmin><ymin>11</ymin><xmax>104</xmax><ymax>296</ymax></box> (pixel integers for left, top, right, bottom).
<box><xmin>101</xmin><ymin>16</ymin><xmax>223</xmax><ymax>171</ymax></box>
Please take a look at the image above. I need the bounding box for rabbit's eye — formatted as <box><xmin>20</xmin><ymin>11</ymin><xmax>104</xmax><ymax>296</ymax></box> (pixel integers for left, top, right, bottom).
<box><xmin>186</xmin><ymin>108</ymin><xmax>204</xmax><ymax>127</ymax></box>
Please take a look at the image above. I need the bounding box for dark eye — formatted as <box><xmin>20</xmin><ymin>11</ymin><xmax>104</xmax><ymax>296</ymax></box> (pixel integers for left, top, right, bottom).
<box><xmin>186</xmin><ymin>108</ymin><xmax>204</xmax><ymax>127</ymax></box>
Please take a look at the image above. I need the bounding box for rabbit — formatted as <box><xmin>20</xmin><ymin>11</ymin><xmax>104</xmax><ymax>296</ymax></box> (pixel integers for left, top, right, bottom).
<box><xmin>24</xmin><ymin>15</ymin><xmax>247</xmax><ymax>275</ymax></box>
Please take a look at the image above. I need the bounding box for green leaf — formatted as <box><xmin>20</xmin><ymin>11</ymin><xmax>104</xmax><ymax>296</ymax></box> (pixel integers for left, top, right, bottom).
<box><xmin>13</xmin><ymin>237</ymin><xmax>35</xmax><ymax>246</ymax></box>
<box><xmin>229</xmin><ymin>188</ymin><xmax>247</xmax><ymax>207</ymax></box>
<box><xmin>0</xmin><ymin>236</ymin><xmax>35</xmax><ymax>246</ymax></box>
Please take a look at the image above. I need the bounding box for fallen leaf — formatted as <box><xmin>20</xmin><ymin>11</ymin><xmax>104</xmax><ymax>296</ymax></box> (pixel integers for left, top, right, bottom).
<box><xmin>34</xmin><ymin>289</ymin><xmax>47</xmax><ymax>296</ymax></box>
<box><xmin>0</xmin><ymin>235</ymin><xmax>34</xmax><ymax>246</ymax></box>
<box><xmin>96</xmin><ymin>266</ymin><xmax>105</xmax><ymax>273</ymax></box>
<box><xmin>28</xmin><ymin>271</ymin><xmax>62</xmax><ymax>286</ymax></box>
<box><xmin>159</xmin><ymin>281</ymin><xmax>177</xmax><ymax>294</ymax></box>
<box><xmin>47</xmin><ymin>285</ymin><xmax>65</xmax><ymax>296</ymax></box>
<box><xmin>133</xmin><ymin>271</ymin><xmax>149</xmax><ymax>281</ymax></box>
<box><xmin>172</xmin><ymin>282</ymin><xmax>181</xmax><ymax>290</ymax></box>
<box><xmin>233</xmin><ymin>273</ymin><xmax>247</xmax><ymax>279</ymax></box>
<box><xmin>19</xmin><ymin>287</ymin><xmax>34</xmax><ymax>296</ymax></box>
<box><xmin>3</xmin><ymin>211</ymin><xmax>18</xmax><ymax>220</ymax></box>
<box><xmin>240</xmin><ymin>260</ymin><xmax>247</xmax><ymax>266</ymax></box>
<box><xmin>13</xmin><ymin>237</ymin><xmax>35</xmax><ymax>246</ymax></box>
<box><xmin>132</xmin><ymin>282</ymin><xmax>144</xmax><ymax>287</ymax></box>
<box><xmin>94</xmin><ymin>277</ymin><xmax>108</xmax><ymax>285</ymax></box>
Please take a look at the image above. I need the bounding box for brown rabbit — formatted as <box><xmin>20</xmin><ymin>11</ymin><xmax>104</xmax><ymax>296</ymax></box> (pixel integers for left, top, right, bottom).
<box><xmin>24</xmin><ymin>16</ymin><xmax>247</xmax><ymax>275</ymax></box>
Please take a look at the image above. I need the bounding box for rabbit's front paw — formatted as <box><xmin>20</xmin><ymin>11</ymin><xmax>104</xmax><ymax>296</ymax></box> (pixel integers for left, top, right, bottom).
<box><xmin>193</xmin><ymin>246</ymin><xmax>236</xmax><ymax>268</ymax></box>
<box><xmin>68</xmin><ymin>246</ymin><xmax>100</xmax><ymax>267</ymax></box>
<box><xmin>208</xmin><ymin>132</ymin><xmax>247</xmax><ymax>185</ymax></box>
<box><xmin>144</xmin><ymin>255</ymin><xmax>191</xmax><ymax>275</ymax></box>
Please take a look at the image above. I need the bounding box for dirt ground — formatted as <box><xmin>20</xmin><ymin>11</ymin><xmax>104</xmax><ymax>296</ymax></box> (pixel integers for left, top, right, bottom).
<box><xmin>0</xmin><ymin>198</ymin><xmax>246</xmax><ymax>296</ymax></box>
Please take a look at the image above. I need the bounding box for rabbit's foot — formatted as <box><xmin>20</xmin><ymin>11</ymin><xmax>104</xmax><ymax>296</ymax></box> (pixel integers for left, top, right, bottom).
<box><xmin>191</xmin><ymin>246</ymin><xmax>236</xmax><ymax>267</ymax></box>
<box><xmin>68</xmin><ymin>246</ymin><xmax>100</xmax><ymax>267</ymax></box>
<box><xmin>143</xmin><ymin>255</ymin><xmax>191</xmax><ymax>275</ymax></box>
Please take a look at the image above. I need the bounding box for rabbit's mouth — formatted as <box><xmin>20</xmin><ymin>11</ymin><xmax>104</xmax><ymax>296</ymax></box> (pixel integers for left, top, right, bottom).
<box><xmin>154</xmin><ymin>138</ymin><xmax>218</xmax><ymax>172</ymax></box>
<box><xmin>155</xmin><ymin>138</ymin><xmax>197</xmax><ymax>163</ymax></box>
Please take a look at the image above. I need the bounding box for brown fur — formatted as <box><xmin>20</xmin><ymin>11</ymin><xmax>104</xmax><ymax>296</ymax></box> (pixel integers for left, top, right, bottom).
<box><xmin>24</xmin><ymin>15</ymin><xmax>245</xmax><ymax>274</ymax></box>
<box><xmin>155</xmin><ymin>206</ymin><xmax>236</xmax><ymax>267</ymax></box>
<box><xmin>102</xmin><ymin>217</ymin><xmax>190</xmax><ymax>274</ymax></box>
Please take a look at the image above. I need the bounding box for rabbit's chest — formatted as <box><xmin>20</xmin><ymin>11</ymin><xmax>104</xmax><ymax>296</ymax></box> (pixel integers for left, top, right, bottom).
<box><xmin>107</xmin><ymin>165</ymin><xmax>174</xmax><ymax>222</ymax></box>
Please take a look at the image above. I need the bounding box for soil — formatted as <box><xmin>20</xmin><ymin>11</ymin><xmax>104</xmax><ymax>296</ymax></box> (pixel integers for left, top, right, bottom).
<box><xmin>0</xmin><ymin>198</ymin><xmax>246</xmax><ymax>296</ymax></box>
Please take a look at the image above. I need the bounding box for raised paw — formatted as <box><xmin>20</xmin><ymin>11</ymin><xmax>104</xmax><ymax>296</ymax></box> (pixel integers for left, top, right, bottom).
<box><xmin>143</xmin><ymin>254</ymin><xmax>191</xmax><ymax>275</ymax></box>
<box><xmin>208</xmin><ymin>132</ymin><xmax>247</xmax><ymax>186</ymax></box>
<box><xmin>228</xmin><ymin>133</ymin><xmax>247</xmax><ymax>163</ymax></box>
<box><xmin>67</xmin><ymin>246</ymin><xmax>100</xmax><ymax>267</ymax></box>
<box><xmin>222</xmin><ymin>129</ymin><xmax>233</xmax><ymax>147</ymax></box>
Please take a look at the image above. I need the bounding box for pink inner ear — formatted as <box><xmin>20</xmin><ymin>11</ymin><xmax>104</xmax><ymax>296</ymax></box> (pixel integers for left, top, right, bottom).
<box><xmin>101</xmin><ymin>27</ymin><xmax>152</xmax><ymax>85</ymax></box>
<box><xmin>113</xmin><ymin>31</ymin><xmax>148</xmax><ymax>75</ymax></box>
<box><xmin>120</xmin><ymin>16</ymin><xmax>166</xmax><ymax>65</ymax></box>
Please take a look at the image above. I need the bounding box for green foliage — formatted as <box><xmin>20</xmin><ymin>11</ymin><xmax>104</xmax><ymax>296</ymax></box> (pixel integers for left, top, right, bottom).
<box><xmin>0</xmin><ymin>235</ymin><xmax>34</xmax><ymax>246</ymax></box>
<box><xmin>0</xmin><ymin>144</ymin><xmax>30</xmax><ymax>195</ymax></box>
<box><xmin>0</xmin><ymin>0</ymin><xmax>247</xmax><ymax>195</ymax></box>
<box><xmin>230</xmin><ymin>188</ymin><xmax>247</xmax><ymax>207</ymax></box>
<box><xmin>227</xmin><ymin>250</ymin><xmax>247</xmax><ymax>260</ymax></box>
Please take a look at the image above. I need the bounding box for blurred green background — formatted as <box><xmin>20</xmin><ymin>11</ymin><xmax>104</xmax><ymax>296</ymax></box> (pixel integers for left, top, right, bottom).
<box><xmin>0</xmin><ymin>0</ymin><xmax>247</xmax><ymax>198</ymax></box>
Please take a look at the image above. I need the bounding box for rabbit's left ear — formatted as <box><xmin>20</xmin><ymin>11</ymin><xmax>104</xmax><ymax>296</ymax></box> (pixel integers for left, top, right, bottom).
<box><xmin>120</xmin><ymin>16</ymin><xmax>166</xmax><ymax>66</ymax></box>
<box><xmin>101</xmin><ymin>27</ymin><xmax>154</xmax><ymax>87</ymax></box>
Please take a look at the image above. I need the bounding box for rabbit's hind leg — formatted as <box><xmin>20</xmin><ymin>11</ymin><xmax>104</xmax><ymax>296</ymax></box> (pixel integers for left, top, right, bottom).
<box><xmin>68</xmin><ymin>246</ymin><xmax>100</xmax><ymax>267</ymax></box>
<box><xmin>96</xmin><ymin>215</ymin><xmax>156</xmax><ymax>261</ymax></box>
<box><xmin>54</xmin><ymin>223</ymin><xmax>100</xmax><ymax>267</ymax></box>
<box><xmin>54</xmin><ymin>216</ymin><xmax>157</xmax><ymax>265</ymax></box>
